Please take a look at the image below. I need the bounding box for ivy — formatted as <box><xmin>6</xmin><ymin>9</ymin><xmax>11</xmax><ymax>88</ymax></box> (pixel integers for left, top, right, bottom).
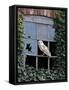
<box><xmin>53</xmin><ymin>10</ymin><xmax>66</xmax><ymax>79</ymax></box>
<box><xmin>17</xmin><ymin>10</ymin><xmax>25</xmax><ymax>81</ymax></box>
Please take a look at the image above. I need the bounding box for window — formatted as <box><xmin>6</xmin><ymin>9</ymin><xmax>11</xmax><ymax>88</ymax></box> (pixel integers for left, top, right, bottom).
<box><xmin>23</xmin><ymin>15</ymin><xmax>57</xmax><ymax>71</ymax></box>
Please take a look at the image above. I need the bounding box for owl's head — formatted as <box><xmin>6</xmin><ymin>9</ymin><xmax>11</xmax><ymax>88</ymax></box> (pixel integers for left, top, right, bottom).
<box><xmin>38</xmin><ymin>40</ymin><xmax>44</xmax><ymax>45</ymax></box>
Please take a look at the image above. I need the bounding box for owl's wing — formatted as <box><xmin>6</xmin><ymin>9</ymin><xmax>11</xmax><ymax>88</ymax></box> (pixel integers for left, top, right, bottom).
<box><xmin>38</xmin><ymin>41</ymin><xmax>51</xmax><ymax>57</ymax></box>
<box><xmin>43</xmin><ymin>45</ymin><xmax>51</xmax><ymax>56</ymax></box>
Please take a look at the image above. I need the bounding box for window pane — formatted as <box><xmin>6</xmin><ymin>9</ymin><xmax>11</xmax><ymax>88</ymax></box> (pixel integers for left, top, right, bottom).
<box><xmin>24</xmin><ymin>21</ymin><xmax>37</xmax><ymax>39</ymax></box>
<box><xmin>37</xmin><ymin>23</ymin><xmax>55</xmax><ymax>41</ymax></box>
<box><xmin>37</xmin><ymin>24</ymin><xmax>49</xmax><ymax>41</ymax></box>
<box><xmin>48</xmin><ymin>26</ymin><xmax>55</xmax><ymax>41</ymax></box>
<box><xmin>23</xmin><ymin>39</ymin><xmax>37</xmax><ymax>56</ymax></box>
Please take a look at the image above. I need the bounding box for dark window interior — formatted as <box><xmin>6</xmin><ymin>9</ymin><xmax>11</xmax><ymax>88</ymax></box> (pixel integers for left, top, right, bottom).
<box><xmin>38</xmin><ymin>57</ymin><xmax>48</xmax><ymax>69</ymax></box>
<box><xmin>50</xmin><ymin>42</ymin><xmax>56</xmax><ymax>56</ymax></box>
<box><xmin>26</xmin><ymin>55</ymin><xmax>36</xmax><ymax>68</ymax></box>
<box><xmin>50</xmin><ymin>58</ymin><xmax>55</xmax><ymax>69</ymax></box>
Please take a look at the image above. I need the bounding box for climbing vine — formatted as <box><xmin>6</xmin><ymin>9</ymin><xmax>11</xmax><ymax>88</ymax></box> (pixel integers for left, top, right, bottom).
<box><xmin>53</xmin><ymin>10</ymin><xmax>66</xmax><ymax>79</ymax></box>
<box><xmin>17</xmin><ymin>9</ymin><xmax>25</xmax><ymax>82</ymax></box>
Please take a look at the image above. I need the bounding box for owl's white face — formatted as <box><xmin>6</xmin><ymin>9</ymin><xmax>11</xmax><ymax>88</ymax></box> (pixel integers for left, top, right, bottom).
<box><xmin>38</xmin><ymin>40</ymin><xmax>44</xmax><ymax>45</ymax></box>
<box><xmin>39</xmin><ymin>40</ymin><xmax>42</xmax><ymax>43</ymax></box>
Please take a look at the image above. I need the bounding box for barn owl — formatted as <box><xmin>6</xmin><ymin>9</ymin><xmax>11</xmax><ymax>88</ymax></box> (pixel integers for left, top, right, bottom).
<box><xmin>38</xmin><ymin>40</ymin><xmax>51</xmax><ymax>57</ymax></box>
